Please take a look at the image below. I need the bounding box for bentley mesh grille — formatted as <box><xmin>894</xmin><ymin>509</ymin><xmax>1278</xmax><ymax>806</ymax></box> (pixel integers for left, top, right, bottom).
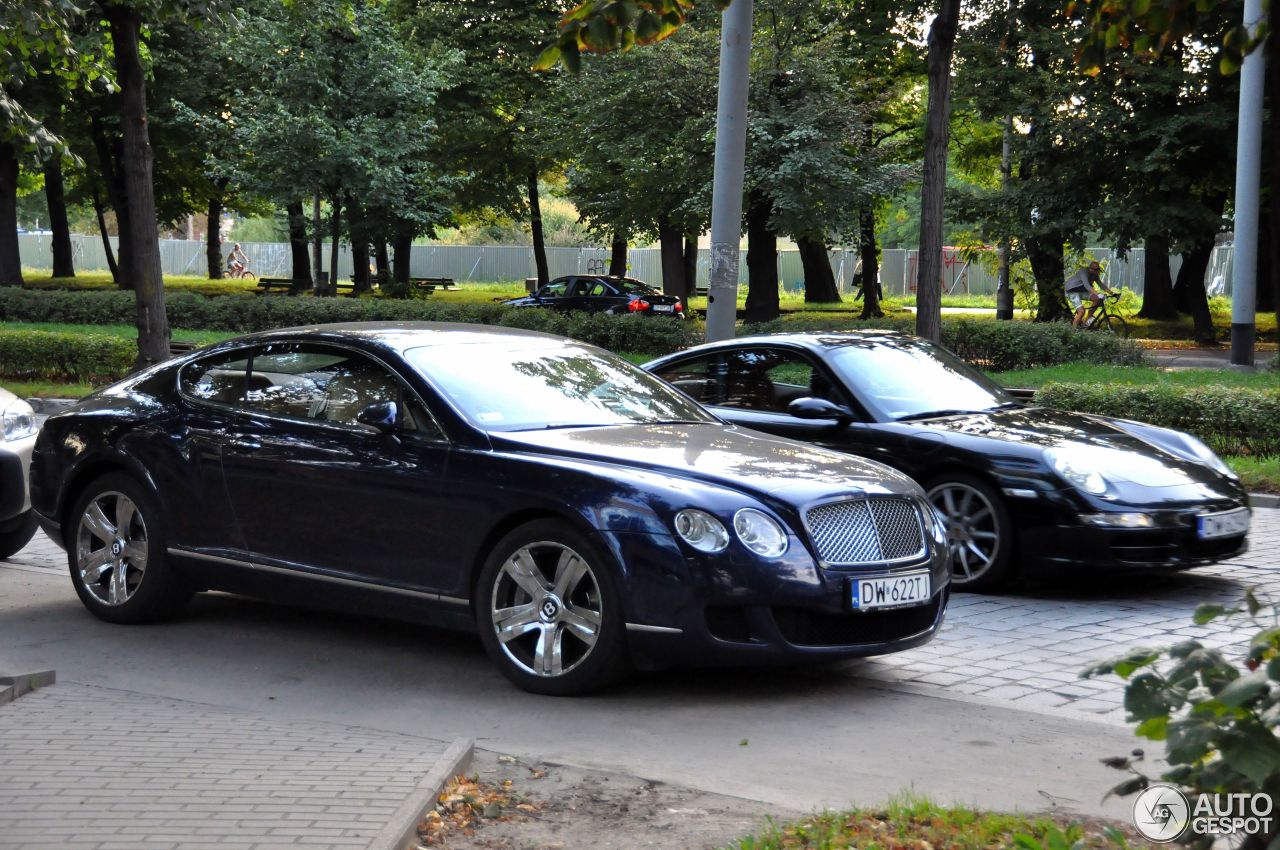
<box><xmin>804</xmin><ymin>498</ymin><xmax>927</xmax><ymax>566</ymax></box>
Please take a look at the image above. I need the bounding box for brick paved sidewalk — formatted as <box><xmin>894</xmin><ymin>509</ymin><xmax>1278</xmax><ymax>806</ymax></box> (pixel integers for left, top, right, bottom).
<box><xmin>0</xmin><ymin>683</ymin><xmax>456</xmax><ymax>850</ymax></box>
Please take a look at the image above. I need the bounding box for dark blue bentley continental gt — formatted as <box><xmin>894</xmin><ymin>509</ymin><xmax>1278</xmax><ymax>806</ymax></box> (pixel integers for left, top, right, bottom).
<box><xmin>29</xmin><ymin>323</ymin><xmax>949</xmax><ymax>694</ymax></box>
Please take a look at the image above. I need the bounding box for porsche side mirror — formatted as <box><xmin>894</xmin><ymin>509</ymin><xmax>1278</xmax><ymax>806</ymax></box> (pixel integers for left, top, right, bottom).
<box><xmin>356</xmin><ymin>400</ymin><xmax>399</xmax><ymax>434</ymax></box>
<box><xmin>788</xmin><ymin>397</ymin><xmax>855</xmax><ymax>426</ymax></box>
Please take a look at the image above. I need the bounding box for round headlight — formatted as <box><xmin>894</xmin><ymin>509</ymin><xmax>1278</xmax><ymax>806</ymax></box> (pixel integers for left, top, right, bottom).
<box><xmin>733</xmin><ymin>508</ymin><xmax>788</xmax><ymax>558</ymax></box>
<box><xmin>673</xmin><ymin>509</ymin><xmax>730</xmax><ymax>553</ymax></box>
<box><xmin>1046</xmin><ymin>449</ymin><xmax>1107</xmax><ymax>495</ymax></box>
<box><xmin>1</xmin><ymin>399</ymin><xmax>36</xmax><ymax>442</ymax></box>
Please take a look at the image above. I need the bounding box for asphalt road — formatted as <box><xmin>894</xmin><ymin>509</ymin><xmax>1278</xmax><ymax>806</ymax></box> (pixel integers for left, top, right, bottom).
<box><xmin>1</xmin><ymin>562</ymin><xmax>1145</xmax><ymax>822</ymax></box>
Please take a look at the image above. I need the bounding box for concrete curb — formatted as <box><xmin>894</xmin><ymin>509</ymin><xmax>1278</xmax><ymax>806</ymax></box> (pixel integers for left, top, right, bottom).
<box><xmin>1251</xmin><ymin>493</ymin><xmax>1280</xmax><ymax>509</ymax></box>
<box><xmin>367</xmin><ymin>736</ymin><xmax>474</xmax><ymax>850</ymax></box>
<box><xmin>0</xmin><ymin>669</ymin><xmax>56</xmax><ymax>705</ymax></box>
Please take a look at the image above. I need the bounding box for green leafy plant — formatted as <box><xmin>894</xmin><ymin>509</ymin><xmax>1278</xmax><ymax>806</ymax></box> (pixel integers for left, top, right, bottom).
<box><xmin>1083</xmin><ymin>591</ymin><xmax>1280</xmax><ymax>850</ymax></box>
<box><xmin>0</xmin><ymin>329</ymin><xmax>135</xmax><ymax>383</ymax></box>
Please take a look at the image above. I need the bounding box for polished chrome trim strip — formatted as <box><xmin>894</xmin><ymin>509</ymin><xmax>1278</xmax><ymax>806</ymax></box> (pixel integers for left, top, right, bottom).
<box><xmin>1003</xmin><ymin>488</ymin><xmax>1038</xmax><ymax>498</ymax></box>
<box><xmin>625</xmin><ymin>623</ymin><xmax>683</xmax><ymax>634</ymax></box>
<box><xmin>167</xmin><ymin>547</ymin><xmax>466</xmax><ymax>604</ymax></box>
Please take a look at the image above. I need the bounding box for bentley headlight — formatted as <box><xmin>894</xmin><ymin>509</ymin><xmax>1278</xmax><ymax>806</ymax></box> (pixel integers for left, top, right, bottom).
<box><xmin>674</xmin><ymin>509</ymin><xmax>730</xmax><ymax>553</ymax></box>
<box><xmin>1045</xmin><ymin>448</ymin><xmax>1107</xmax><ymax>495</ymax></box>
<box><xmin>1</xmin><ymin>399</ymin><xmax>36</xmax><ymax>442</ymax></box>
<box><xmin>733</xmin><ymin>508</ymin><xmax>788</xmax><ymax>558</ymax></box>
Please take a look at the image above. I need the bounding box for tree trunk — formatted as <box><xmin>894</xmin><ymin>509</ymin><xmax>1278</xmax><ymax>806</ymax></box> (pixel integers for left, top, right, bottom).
<box><xmin>995</xmin><ymin>115</ymin><xmax>1014</xmax><ymax>321</ymax></box>
<box><xmin>327</xmin><ymin>194</ymin><xmax>341</xmax><ymax>297</ymax></box>
<box><xmin>1027</xmin><ymin>235</ymin><xmax>1068</xmax><ymax>322</ymax></box>
<box><xmin>744</xmin><ymin>189</ymin><xmax>779</xmax><ymax>323</ymax></box>
<box><xmin>1174</xmin><ymin>240</ymin><xmax>1216</xmax><ymax>344</ymax></box>
<box><xmin>105</xmin><ymin>2</ymin><xmax>168</xmax><ymax>367</ymax></box>
<box><xmin>0</xmin><ymin>143</ymin><xmax>22</xmax><ymax>287</ymax></box>
<box><xmin>798</xmin><ymin>237</ymin><xmax>840</xmax><ymax>304</ymax></box>
<box><xmin>286</xmin><ymin>199</ymin><xmax>310</xmax><ymax>295</ymax></box>
<box><xmin>1137</xmin><ymin>235</ymin><xmax>1177</xmax><ymax>319</ymax></box>
<box><xmin>374</xmin><ymin>241</ymin><xmax>389</xmax><ymax>288</ymax></box>
<box><xmin>914</xmin><ymin>0</ymin><xmax>961</xmax><ymax>344</ymax></box>
<box><xmin>206</xmin><ymin>184</ymin><xmax>224</xmax><ymax>279</ymax></box>
<box><xmin>392</xmin><ymin>223</ymin><xmax>412</xmax><ymax>286</ymax></box>
<box><xmin>43</xmin><ymin>154</ymin><xmax>74</xmax><ymax>278</ymax></box>
<box><xmin>347</xmin><ymin>195</ymin><xmax>370</xmax><ymax>294</ymax></box>
<box><xmin>658</xmin><ymin>220</ymin><xmax>687</xmax><ymax>299</ymax></box>
<box><xmin>683</xmin><ymin>234</ymin><xmax>698</xmax><ymax>300</ymax></box>
<box><xmin>90</xmin><ymin>115</ymin><xmax>132</xmax><ymax>290</ymax></box>
<box><xmin>859</xmin><ymin>206</ymin><xmax>883</xmax><ymax>319</ymax></box>
<box><xmin>609</xmin><ymin>234</ymin><xmax>628</xmax><ymax>277</ymax></box>
<box><xmin>312</xmin><ymin>193</ymin><xmax>323</xmax><ymax>290</ymax></box>
<box><xmin>92</xmin><ymin>186</ymin><xmax>119</xmax><ymax>283</ymax></box>
<box><xmin>528</xmin><ymin>169</ymin><xmax>548</xmax><ymax>286</ymax></box>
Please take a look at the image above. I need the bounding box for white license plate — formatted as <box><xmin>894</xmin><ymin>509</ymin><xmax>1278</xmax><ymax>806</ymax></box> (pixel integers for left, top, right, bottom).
<box><xmin>651</xmin><ymin>304</ymin><xmax>674</xmax><ymax>312</ymax></box>
<box><xmin>851</xmin><ymin>571</ymin><xmax>931</xmax><ymax>610</ymax></box>
<box><xmin>1197</xmin><ymin>508</ymin><xmax>1250</xmax><ymax>540</ymax></box>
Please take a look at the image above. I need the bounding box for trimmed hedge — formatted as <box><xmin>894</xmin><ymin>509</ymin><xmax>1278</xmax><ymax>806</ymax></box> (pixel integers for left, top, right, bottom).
<box><xmin>0</xmin><ymin>288</ymin><xmax>697</xmax><ymax>356</ymax></box>
<box><xmin>0</xmin><ymin>329</ymin><xmax>135</xmax><ymax>383</ymax></box>
<box><xmin>1035</xmin><ymin>382</ymin><xmax>1280</xmax><ymax>457</ymax></box>
<box><xmin>743</xmin><ymin>315</ymin><xmax>1144</xmax><ymax>371</ymax></box>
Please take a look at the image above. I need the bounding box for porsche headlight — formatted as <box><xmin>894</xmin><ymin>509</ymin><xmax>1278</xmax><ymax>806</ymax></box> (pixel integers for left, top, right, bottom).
<box><xmin>673</xmin><ymin>509</ymin><xmax>730</xmax><ymax>553</ymax></box>
<box><xmin>733</xmin><ymin>508</ymin><xmax>788</xmax><ymax>558</ymax></box>
<box><xmin>1045</xmin><ymin>448</ymin><xmax>1107</xmax><ymax>495</ymax></box>
<box><xmin>1</xmin><ymin>399</ymin><xmax>36</xmax><ymax>442</ymax></box>
<box><xmin>1181</xmin><ymin>434</ymin><xmax>1237</xmax><ymax>479</ymax></box>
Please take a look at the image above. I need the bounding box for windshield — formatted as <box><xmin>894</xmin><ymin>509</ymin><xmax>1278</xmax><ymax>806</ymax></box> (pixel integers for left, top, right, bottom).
<box><xmin>615</xmin><ymin>279</ymin><xmax>659</xmax><ymax>295</ymax></box>
<box><xmin>406</xmin><ymin>342</ymin><xmax>717</xmax><ymax>432</ymax></box>
<box><xmin>826</xmin><ymin>338</ymin><xmax>1016</xmax><ymax>421</ymax></box>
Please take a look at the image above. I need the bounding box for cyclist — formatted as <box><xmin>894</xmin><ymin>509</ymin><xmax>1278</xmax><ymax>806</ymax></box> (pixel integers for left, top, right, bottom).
<box><xmin>228</xmin><ymin>243</ymin><xmax>249</xmax><ymax>277</ymax></box>
<box><xmin>1065</xmin><ymin>260</ymin><xmax>1116</xmax><ymax>329</ymax></box>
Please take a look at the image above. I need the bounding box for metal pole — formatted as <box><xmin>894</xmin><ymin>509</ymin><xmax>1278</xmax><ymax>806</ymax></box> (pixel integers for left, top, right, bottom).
<box><xmin>705</xmin><ymin>0</ymin><xmax>753</xmax><ymax>343</ymax></box>
<box><xmin>1230</xmin><ymin>0</ymin><xmax>1267</xmax><ymax>366</ymax></box>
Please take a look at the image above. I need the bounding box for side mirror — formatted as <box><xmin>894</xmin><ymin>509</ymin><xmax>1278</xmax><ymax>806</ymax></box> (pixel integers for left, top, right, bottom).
<box><xmin>356</xmin><ymin>400</ymin><xmax>399</xmax><ymax>434</ymax></box>
<box><xmin>788</xmin><ymin>396</ymin><xmax>855</xmax><ymax>426</ymax></box>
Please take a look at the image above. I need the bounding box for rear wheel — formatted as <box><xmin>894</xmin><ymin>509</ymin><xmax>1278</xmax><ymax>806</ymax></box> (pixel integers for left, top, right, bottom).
<box><xmin>927</xmin><ymin>475</ymin><xmax>1015</xmax><ymax>592</ymax></box>
<box><xmin>476</xmin><ymin>520</ymin><xmax>629</xmax><ymax>695</ymax></box>
<box><xmin>0</xmin><ymin>511</ymin><xmax>37</xmax><ymax>559</ymax></box>
<box><xmin>67</xmin><ymin>473</ymin><xmax>192</xmax><ymax>624</ymax></box>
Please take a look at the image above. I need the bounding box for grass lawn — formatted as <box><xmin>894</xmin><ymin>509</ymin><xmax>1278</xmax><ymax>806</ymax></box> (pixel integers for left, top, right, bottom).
<box><xmin>6</xmin><ymin>379</ymin><xmax>96</xmax><ymax>398</ymax></box>
<box><xmin>0</xmin><ymin>321</ymin><xmax>235</xmax><ymax>347</ymax></box>
<box><xmin>992</xmin><ymin>364</ymin><xmax>1280</xmax><ymax>390</ymax></box>
<box><xmin>22</xmin><ymin>271</ymin><xmax>261</xmax><ymax>297</ymax></box>
<box><xmin>1228</xmin><ymin>456</ymin><xmax>1280</xmax><ymax>494</ymax></box>
<box><xmin>722</xmin><ymin>796</ymin><xmax>1144</xmax><ymax>850</ymax></box>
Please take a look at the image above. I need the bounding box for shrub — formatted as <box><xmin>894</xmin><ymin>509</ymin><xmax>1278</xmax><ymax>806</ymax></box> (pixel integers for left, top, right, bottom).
<box><xmin>0</xmin><ymin>329</ymin><xmax>135</xmax><ymax>383</ymax></box>
<box><xmin>1034</xmin><ymin>382</ymin><xmax>1280</xmax><ymax>457</ymax></box>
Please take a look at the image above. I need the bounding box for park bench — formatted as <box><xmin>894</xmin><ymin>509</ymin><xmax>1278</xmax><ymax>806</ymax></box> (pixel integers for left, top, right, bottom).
<box><xmin>409</xmin><ymin>276</ymin><xmax>457</xmax><ymax>294</ymax></box>
<box><xmin>256</xmin><ymin>277</ymin><xmax>294</xmax><ymax>293</ymax></box>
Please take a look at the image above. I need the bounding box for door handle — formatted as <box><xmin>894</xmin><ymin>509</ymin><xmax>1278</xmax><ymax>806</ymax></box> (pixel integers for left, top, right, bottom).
<box><xmin>229</xmin><ymin>438</ymin><xmax>262</xmax><ymax>451</ymax></box>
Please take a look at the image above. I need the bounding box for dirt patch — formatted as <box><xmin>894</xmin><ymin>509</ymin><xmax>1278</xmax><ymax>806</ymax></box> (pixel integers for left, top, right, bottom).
<box><xmin>415</xmin><ymin>748</ymin><xmax>798</xmax><ymax>850</ymax></box>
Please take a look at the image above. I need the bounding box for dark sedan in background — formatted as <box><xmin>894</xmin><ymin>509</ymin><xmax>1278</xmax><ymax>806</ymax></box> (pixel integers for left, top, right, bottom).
<box><xmin>646</xmin><ymin>331</ymin><xmax>1249</xmax><ymax>591</ymax></box>
<box><xmin>504</xmin><ymin>275</ymin><xmax>685</xmax><ymax>318</ymax></box>
<box><xmin>30</xmin><ymin>323</ymin><xmax>948</xmax><ymax>694</ymax></box>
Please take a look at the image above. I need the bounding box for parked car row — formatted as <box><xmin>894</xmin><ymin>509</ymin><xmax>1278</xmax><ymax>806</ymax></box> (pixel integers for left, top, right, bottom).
<box><xmin>7</xmin><ymin>318</ymin><xmax>1249</xmax><ymax>694</ymax></box>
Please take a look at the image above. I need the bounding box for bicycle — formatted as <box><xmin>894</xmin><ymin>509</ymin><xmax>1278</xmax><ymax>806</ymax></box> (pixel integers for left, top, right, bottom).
<box><xmin>1080</xmin><ymin>291</ymin><xmax>1128</xmax><ymax>337</ymax></box>
<box><xmin>227</xmin><ymin>263</ymin><xmax>256</xmax><ymax>281</ymax></box>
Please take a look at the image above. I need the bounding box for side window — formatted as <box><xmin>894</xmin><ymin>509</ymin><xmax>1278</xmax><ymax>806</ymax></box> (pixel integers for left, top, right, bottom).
<box><xmin>538</xmin><ymin>281</ymin><xmax>569</xmax><ymax>298</ymax></box>
<box><xmin>652</xmin><ymin>355</ymin><xmax>723</xmax><ymax>405</ymax></box>
<box><xmin>722</xmin><ymin>348</ymin><xmax>834</xmax><ymax>414</ymax></box>
<box><xmin>179</xmin><ymin>350</ymin><xmax>253</xmax><ymax>404</ymax></box>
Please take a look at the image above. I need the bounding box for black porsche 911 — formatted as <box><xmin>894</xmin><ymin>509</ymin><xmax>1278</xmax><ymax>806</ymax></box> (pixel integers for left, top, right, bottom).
<box><xmin>29</xmin><ymin>323</ymin><xmax>950</xmax><ymax>694</ymax></box>
<box><xmin>503</xmin><ymin>275</ymin><xmax>685</xmax><ymax>318</ymax></box>
<box><xmin>645</xmin><ymin>331</ymin><xmax>1250</xmax><ymax>591</ymax></box>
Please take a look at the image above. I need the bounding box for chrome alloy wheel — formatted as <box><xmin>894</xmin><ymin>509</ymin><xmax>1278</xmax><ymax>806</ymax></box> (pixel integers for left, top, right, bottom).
<box><xmin>76</xmin><ymin>491</ymin><xmax>149</xmax><ymax>606</ymax></box>
<box><xmin>490</xmin><ymin>541</ymin><xmax>603</xmax><ymax>678</ymax></box>
<box><xmin>928</xmin><ymin>482</ymin><xmax>1001</xmax><ymax>584</ymax></box>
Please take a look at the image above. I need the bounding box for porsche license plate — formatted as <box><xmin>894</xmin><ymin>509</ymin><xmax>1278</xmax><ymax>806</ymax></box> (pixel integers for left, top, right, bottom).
<box><xmin>851</xmin><ymin>571</ymin><xmax>931</xmax><ymax>610</ymax></box>
<box><xmin>1197</xmin><ymin>508</ymin><xmax>1249</xmax><ymax>540</ymax></box>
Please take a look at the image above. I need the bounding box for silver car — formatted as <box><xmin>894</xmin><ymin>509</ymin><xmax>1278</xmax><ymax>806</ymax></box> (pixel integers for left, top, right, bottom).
<box><xmin>0</xmin><ymin>386</ymin><xmax>38</xmax><ymax>558</ymax></box>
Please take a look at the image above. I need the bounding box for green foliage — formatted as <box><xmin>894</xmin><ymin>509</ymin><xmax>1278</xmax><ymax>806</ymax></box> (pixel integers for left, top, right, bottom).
<box><xmin>0</xmin><ymin>328</ymin><xmax>134</xmax><ymax>382</ymax></box>
<box><xmin>1035</xmin><ymin>382</ymin><xmax>1280</xmax><ymax>457</ymax></box>
<box><xmin>994</xmin><ymin>364</ymin><xmax>1280</xmax><ymax>391</ymax></box>
<box><xmin>1084</xmin><ymin>594</ymin><xmax>1280</xmax><ymax>850</ymax></box>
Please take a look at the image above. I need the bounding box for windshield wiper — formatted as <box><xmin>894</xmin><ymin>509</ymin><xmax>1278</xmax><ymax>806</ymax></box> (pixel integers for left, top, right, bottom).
<box><xmin>896</xmin><ymin>409</ymin><xmax>977</xmax><ymax>422</ymax></box>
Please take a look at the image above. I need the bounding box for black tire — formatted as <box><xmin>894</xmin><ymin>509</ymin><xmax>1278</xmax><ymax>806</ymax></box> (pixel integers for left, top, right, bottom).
<box><xmin>1098</xmin><ymin>314</ymin><xmax>1129</xmax><ymax>338</ymax></box>
<box><xmin>66</xmin><ymin>473</ymin><xmax>192</xmax><ymax>624</ymax></box>
<box><xmin>926</xmin><ymin>473</ymin><xmax>1016</xmax><ymax>592</ymax></box>
<box><xmin>0</xmin><ymin>511</ymin><xmax>37</xmax><ymax>559</ymax></box>
<box><xmin>475</xmin><ymin>519</ymin><xmax>629</xmax><ymax>695</ymax></box>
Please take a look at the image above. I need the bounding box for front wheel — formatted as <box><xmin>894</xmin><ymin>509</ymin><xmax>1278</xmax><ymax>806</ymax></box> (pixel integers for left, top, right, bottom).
<box><xmin>67</xmin><ymin>473</ymin><xmax>192</xmax><ymax>624</ymax></box>
<box><xmin>1097</xmin><ymin>313</ymin><xmax>1129</xmax><ymax>338</ymax></box>
<box><xmin>476</xmin><ymin>520</ymin><xmax>629</xmax><ymax>695</ymax></box>
<box><xmin>927</xmin><ymin>475</ymin><xmax>1015</xmax><ymax>592</ymax></box>
<box><xmin>0</xmin><ymin>511</ymin><xmax>37</xmax><ymax>559</ymax></box>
